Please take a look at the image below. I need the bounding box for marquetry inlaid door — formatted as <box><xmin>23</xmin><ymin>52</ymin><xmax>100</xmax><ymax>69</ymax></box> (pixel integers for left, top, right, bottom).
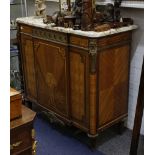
<box><xmin>34</xmin><ymin>39</ymin><xmax>69</xmax><ymax>117</ymax></box>
<box><xmin>21</xmin><ymin>34</ymin><xmax>37</xmax><ymax>102</ymax></box>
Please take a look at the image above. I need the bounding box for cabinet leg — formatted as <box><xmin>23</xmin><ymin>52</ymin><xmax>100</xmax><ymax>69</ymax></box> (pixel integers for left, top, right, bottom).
<box><xmin>25</xmin><ymin>101</ymin><xmax>32</xmax><ymax>109</ymax></box>
<box><xmin>87</xmin><ymin>134</ymin><xmax>98</xmax><ymax>149</ymax></box>
<box><xmin>90</xmin><ymin>137</ymin><xmax>97</xmax><ymax>149</ymax></box>
<box><xmin>115</xmin><ymin>121</ymin><xmax>125</xmax><ymax>135</ymax></box>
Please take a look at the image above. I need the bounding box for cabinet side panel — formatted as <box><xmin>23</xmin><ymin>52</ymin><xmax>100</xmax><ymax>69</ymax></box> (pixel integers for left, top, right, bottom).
<box><xmin>70</xmin><ymin>51</ymin><xmax>86</xmax><ymax>124</ymax></box>
<box><xmin>34</xmin><ymin>40</ymin><xmax>68</xmax><ymax>116</ymax></box>
<box><xmin>21</xmin><ymin>35</ymin><xmax>37</xmax><ymax>101</ymax></box>
<box><xmin>98</xmin><ymin>45</ymin><xmax>130</xmax><ymax>127</ymax></box>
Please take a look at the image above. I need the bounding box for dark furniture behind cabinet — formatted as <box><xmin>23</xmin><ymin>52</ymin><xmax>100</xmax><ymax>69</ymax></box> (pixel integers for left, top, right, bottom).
<box><xmin>18</xmin><ymin>23</ymin><xmax>132</xmax><ymax>137</ymax></box>
<box><xmin>10</xmin><ymin>105</ymin><xmax>36</xmax><ymax>155</ymax></box>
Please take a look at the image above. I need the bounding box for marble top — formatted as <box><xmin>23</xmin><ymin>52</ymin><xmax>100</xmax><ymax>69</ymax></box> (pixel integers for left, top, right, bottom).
<box><xmin>16</xmin><ymin>16</ymin><xmax>138</xmax><ymax>38</ymax></box>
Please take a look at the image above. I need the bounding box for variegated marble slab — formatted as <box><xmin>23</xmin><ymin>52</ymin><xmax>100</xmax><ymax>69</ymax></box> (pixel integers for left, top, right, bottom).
<box><xmin>16</xmin><ymin>16</ymin><xmax>138</xmax><ymax>38</ymax></box>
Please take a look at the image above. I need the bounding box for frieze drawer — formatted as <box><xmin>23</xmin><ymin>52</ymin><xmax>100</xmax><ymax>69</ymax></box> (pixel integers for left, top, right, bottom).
<box><xmin>98</xmin><ymin>32</ymin><xmax>131</xmax><ymax>48</ymax></box>
<box><xmin>69</xmin><ymin>35</ymin><xmax>89</xmax><ymax>48</ymax></box>
<box><xmin>20</xmin><ymin>25</ymin><xmax>32</xmax><ymax>35</ymax></box>
<box><xmin>32</xmin><ymin>29</ymin><xmax>68</xmax><ymax>44</ymax></box>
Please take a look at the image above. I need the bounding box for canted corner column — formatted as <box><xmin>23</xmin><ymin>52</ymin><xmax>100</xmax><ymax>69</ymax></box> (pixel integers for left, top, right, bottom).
<box><xmin>88</xmin><ymin>39</ymin><xmax>98</xmax><ymax>137</ymax></box>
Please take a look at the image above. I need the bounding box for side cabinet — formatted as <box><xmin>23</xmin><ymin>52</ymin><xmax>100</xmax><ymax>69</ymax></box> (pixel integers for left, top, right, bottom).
<box><xmin>34</xmin><ymin>39</ymin><xmax>69</xmax><ymax>117</ymax></box>
<box><xmin>18</xmin><ymin>23</ymin><xmax>133</xmax><ymax>137</ymax></box>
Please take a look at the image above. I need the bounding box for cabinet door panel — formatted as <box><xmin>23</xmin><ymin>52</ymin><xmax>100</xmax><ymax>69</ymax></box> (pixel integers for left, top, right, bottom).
<box><xmin>98</xmin><ymin>45</ymin><xmax>130</xmax><ymax>127</ymax></box>
<box><xmin>21</xmin><ymin>34</ymin><xmax>37</xmax><ymax>101</ymax></box>
<box><xmin>34</xmin><ymin>40</ymin><xmax>68</xmax><ymax>117</ymax></box>
<box><xmin>70</xmin><ymin>49</ymin><xmax>89</xmax><ymax>127</ymax></box>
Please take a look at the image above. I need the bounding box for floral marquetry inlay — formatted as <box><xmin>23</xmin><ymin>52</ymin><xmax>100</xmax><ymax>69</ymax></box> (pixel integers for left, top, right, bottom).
<box><xmin>45</xmin><ymin>72</ymin><xmax>65</xmax><ymax>108</ymax></box>
<box><xmin>58</xmin><ymin>48</ymin><xmax>66</xmax><ymax>60</ymax></box>
<box><xmin>46</xmin><ymin>72</ymin><xmax>57</xmax><ymax>88</ymax></box>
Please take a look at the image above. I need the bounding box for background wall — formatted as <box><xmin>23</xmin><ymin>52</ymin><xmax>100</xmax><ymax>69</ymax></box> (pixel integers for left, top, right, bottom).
<box><xmin>121</xmin><ymin>7</ymin><xmax>144</xmax><ymax>135</ymax></box>
<box><xmin>10</xmin><ymin>0</ymin><xmax>144</xmax><ymax>134</ymax></box>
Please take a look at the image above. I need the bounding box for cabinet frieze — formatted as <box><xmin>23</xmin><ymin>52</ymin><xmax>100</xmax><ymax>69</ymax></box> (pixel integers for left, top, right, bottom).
<box><xmin>32</xmin><ymin>29</ymin><xmax>68</xmax><ymax>45</ymax></box>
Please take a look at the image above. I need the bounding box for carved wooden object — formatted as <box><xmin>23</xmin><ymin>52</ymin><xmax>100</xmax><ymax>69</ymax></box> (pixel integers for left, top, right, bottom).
<box><xmin>81</xmin><ymin>0</ymin><xmax>94</xmax><ymax>31</ymax></box>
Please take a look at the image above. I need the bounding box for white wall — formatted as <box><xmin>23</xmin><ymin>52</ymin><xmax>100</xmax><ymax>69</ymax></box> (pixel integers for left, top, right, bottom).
<box><xmin>121</xmin><ymin>8</ymin><xmax>144</xmax><ymax>135</ymax></box>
